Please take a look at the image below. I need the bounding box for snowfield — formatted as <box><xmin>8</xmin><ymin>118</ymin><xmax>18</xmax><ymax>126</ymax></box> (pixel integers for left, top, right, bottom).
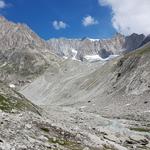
<box><xmin>84</xmin><ymin>54</ymin><xmax>119</xmax><ymax>62</ymax></box>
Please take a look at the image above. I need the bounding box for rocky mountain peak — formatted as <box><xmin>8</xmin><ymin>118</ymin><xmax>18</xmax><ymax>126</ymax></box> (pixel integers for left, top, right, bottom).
<box><xmin>0</xmin><ymin>16</ymin><xmax>150</xmax><ymax>150</ymax></box>
<box><xmin>0</xmin><ymin>15</ymin><xmax>7</xmax><ymax>22</ymax></box>
<box><xmin>0</xmin><ymin>16</ymin><xmax>49</xmax><ymax>50</ymax></box>
<box><xmin>48</xmin><ymin>33</ymin><xmax>125</xmax><ymax>61</ymax></box>
<box><xmin>47</xmin><ymin>32</ymin><xmax>149</xmax><ymax>62</ymax></box>
<box><xmin>140</xmin><ymin>34</ymin><xmax>150</xmax><ymax>47</ymax></box>
<box><xmin>0</xmin><ymin>16</ymin><xmax>61</xmax><ymax>88</ymax></box>
<box><xmin>123</xmin><ymin>33</ymin><xmax>145</xmax><ymax>51</ymax></box>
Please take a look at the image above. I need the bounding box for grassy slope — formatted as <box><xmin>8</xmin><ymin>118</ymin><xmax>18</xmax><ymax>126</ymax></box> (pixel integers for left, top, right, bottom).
<box><xmin>0</xmin><ymin>81</ymin><xmax>41</xmax><ymax>114</ymax></box>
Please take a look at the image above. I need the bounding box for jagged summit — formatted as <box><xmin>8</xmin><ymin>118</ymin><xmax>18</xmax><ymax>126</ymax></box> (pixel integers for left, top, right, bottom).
<box><xmin>0</xmin><ymin>16</ymin><xmax>48</xmax><ymax>50</ymax></box>
<box><xmin>0</xmin><ymin>15</ymin><xmax>7</xmax><ymax>22</ymax></box>
<box><xmin>0</xmin><ymin>16</ymin><xmax>61</xmax><ymax>88</ymax></box>
<box><xmin>48</xmin><ymin>33</ymin><xmax>125</xmax><ymax>61</ymax></box>
<box><xmin>0</xmin><ymin>16</ymin><xmax>150</xmax><ymax>150</ymax></box>
<box><xmin>47</xmin><ymin>32</ymin><xmax>148</xmax><ymax>62</ymax></box>
<box><xmin>0</xmin><ymin>16</ymin><xmax>149</xmax><ymax>87</ymax></box>
<box><xmin>140</xmin><ymin>34</ymin><xmax>150</xmax><ymax>47</ymax></box>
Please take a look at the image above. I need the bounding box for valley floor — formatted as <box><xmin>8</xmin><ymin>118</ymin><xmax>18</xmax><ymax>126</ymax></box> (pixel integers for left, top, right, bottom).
<box><xmin>1</xmin><ymin>104</ymin><xmax>150</xmax><ymax>150</ymax></box>
<box><xmin>41</xmin><ymin>105</ymin><xmax>150</xmax><ymax>150</ymax></box>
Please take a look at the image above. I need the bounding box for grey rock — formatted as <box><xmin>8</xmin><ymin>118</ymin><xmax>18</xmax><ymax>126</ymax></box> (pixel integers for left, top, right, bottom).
<box><xmin>139</xmin><ymin>34</ymin><xmax>150</xmax><ymax>47</ymax></box>
<box><xmin>0</xmin><ymin>16</ymin><xmax>62</xmax><ymax>88</ymax></box>
<box><xmin>25</xmin><ymin>124</ymin><xmax>32</xmax><ymax>129</ymax></box>
<box><xmin>129</xmin><ymin>135</ymin><xmax>147</xmax><ymax>142</ymax></box>
<box><xmin>52</xmin><ymin>137</ymin><xmax>57</xmax><ymax>142</ymax></box>
<box><xmin>17</xmin><ymin>145</ymin><xmax>27</xmax><ymax>150</ymax></box>
<box><xmin>104</xmin><ymin>134</ymin><xmax>121</xmax><ymax>143</ymax></box>
<box><xmin>98</xmin><ymin>48</ymin><xmax>113</xmax><ymax>59</ymax></box>
<box><xmin>146</xmin><ymin>143</ymin><xmax>150</xmax><ymax>148</ymax></box>
<box><xmin>124</xmin><ymin>33</ymin><xmax>145</xmax><ymax>52</ymax></box>
<box><xmin>21</xmin><ymin>43</ymin><xmax>150</xmax><ymax>122</ymax></box>
<box><xmin>83</xmin><ymin>147</ymin><xmax>90</xmax><ymax>150</ymax></box>
<box><xmin>38</xmin><ymin>135</ymin><xmax>48</xmax><ymax>142</ymax></box>
<box><xmin>47</xmin><ymin>33</ymin><xmax>147</xmax><ymax>62</ymax></box>
<box><xmin>47</xmin><ymin>33</ymin><xmax>125</xmax><ymax>61</ymax></box>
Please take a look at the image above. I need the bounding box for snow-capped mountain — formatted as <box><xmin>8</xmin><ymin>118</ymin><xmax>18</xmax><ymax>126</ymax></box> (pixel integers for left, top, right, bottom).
<box><xmin>47</xmin><ymin>33</ymin><xmax>125</xmax><ymax>61</ymax></box>
<box><xmin>47</xmin><ymin>33</ymin><xmax>147</xmax><ymax>62</ymax></box>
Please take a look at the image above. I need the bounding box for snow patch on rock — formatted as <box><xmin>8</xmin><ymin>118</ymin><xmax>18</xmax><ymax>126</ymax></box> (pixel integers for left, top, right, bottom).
<box><xmin>88</xmin><ymin>38</ymin><xmax>100</xmax><ymax>42</ymax></box>
<box><xmin>84</xmin><ymin>54</ymin><xmax>119</xmax><ymax>62</ymax></box>
<box><xmin>71</xmin><ymin>49</ymin><xmax>78</xmax><ymax>60</ymax></box>
<box><xmin>63</xmin><ymin>56</ymin><xmax>68</xmax><ymax>59</ymax></box>
<box><xmin>9</xmin><ymin>84</ymin><xmax>15</xmax><ymax>88</ymax></box>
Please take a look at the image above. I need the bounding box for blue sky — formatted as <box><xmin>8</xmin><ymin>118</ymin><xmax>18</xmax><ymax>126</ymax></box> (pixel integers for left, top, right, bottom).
<box><xmin>0</xmin><ymin>0</ymin><xmax>117</xmax><ymax>40</ymax></box>
<box><xmin>2</xmin><ymin>0</ymin><xmax>150</xmax><ymax>40</ymax></box>
<box><xmin>0</xmin><ymin>0</ymin><xmax>150</xmax><ymax>40</ymax></box>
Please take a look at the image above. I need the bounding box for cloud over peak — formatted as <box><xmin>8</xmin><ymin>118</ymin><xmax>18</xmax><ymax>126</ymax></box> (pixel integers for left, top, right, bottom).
<box><xmin>99</xmin><ymin>0</ymin><xmax>150</xmax><ymax>35</ymax></box>
<box><xmin>82</xmin><ymin>15</ymin><xmax>98</xmax><ymax>27</ymax></box>
<box><xmin>0</xmin><ymin>0</ymin><xmax>6</xmax><ymax>9</ymax></box>
<box><xmin>52</xmin><ymin>20</ymin><xmax>68</xmax><ymax>30</ymax></box>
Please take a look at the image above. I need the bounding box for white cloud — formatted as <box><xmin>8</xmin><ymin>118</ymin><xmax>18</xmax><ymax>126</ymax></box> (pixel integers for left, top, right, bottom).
<box><xmin>82</xmin><ymin>15</ymin><xmax>98</xmax><ymax>27</ymax></box>
<box><xmin>52</xmin><ymin>20</ymin><xmax>68</xmax><ymax>30</ymax></box>
<box><xmin>98</xmin><ymin>0</ymin><xmax>150</xmax><ymax>35</ymax></box>
<box><xmin>0</xmin><ymin>0</ymin><xmax>6</xmax><ymax>9</ymax></box>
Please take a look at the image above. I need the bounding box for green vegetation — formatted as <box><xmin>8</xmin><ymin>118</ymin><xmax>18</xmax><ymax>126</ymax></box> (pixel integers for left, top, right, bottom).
<box><xmin>112</xmin><ymin>46</ymin><xmax>150</xmax><ymax>76</ymax></box>
<box><xmin>0</xmin><ymin>95</ymin><xmax>13</xmax><ymax>111</ymax></box>
<box><xmin>48</xmin><ymin>137</ymin><xmax>83</xmax><ymax>150</ymax></box>
<box><xmin>0</xmin><ymin>93</ymin><xmax>40</xmax><ymax>114</ymax></box>
<box><xmin>129</xmin><ymin>127</ymin><xmax>150</xmax><ymax>133</ymax></box>
<box><xmin>122</xmin><ymin>46</ymin><xmax>150</xmax><ymax>60</ymax></box>
<box><xmin>133</xmin><ymin>47</ymin><xmax>150</xmax><ymax>55</ymax></box>
<box><xmin>102</xmin><ymin>144</ymin><xmax>118</xmax><ymax>150</ymax></box>
<box><xmin>40</xmin><ymin>125</ymin><xmax>84</xmax><ymax>150</ymax></box>
<box><xmin>40</xmin><ymin>127</ymin><xmax>49</xmax><ymax>132</ymax></box>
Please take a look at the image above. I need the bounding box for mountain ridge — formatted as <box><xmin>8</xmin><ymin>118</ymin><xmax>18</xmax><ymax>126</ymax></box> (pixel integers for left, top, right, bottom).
<box><xmin>0</xmin><ymin>16</ymin><xmax>62</xmax><ymax>88</ymax></box>
<box><xmin>0</xmin><ymin>16</ymin><xmax>150</xmax><ymax>150</ymax></box>
<box><xmin>47</xmin><ymin>33</ymin><xmax>147</xmax><ymax>61</ymax></box>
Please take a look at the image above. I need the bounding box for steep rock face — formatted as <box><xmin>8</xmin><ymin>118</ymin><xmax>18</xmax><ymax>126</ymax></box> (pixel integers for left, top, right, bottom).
<box><xmin>123</xmin><ymin>33</ymin><xmax>145</xmax><ymax>51</ymax></box>
<box><xmin>0</xmin><ymin>16</ymin><xmax>62</xmax><ymax>88</ymax></box>
<box><xmin>48</xmin><ymin>34</ymin><xmax>125</xmax><ymax>61</ymax></box>
<box><xmin>0</xmin><ymin>16</ymin><xmax>48</xmax><ymax>50</ymax></box>
<box><xmin>48</xmin><ymin>33</ymin><xmax>147</xmax><ymax>61</ymax></box>
<box><xmin>98</xmin><ymin>48</ymin><xmax>113</xmax><ymax>59</ymax></box>
<box><xmin>140</xmin><ymin>35</ymin><xmax>150</xmax><ymax>47</ymax></box>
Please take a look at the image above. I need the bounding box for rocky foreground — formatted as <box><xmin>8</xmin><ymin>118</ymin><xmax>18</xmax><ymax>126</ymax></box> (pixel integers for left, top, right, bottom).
<box><xmin>0</xmin><ymin>81</ymin><xmax>149</xmax><ymax>150</ymax></box>
<box><xmin>0</xmin><ymin>106</ymin><xmax>150</xmax><ymax>150</ymax></box>
<box><xmin>0</xmin><ymin>16</ymin><xmax>150</xmax><ymax>150</ymax></box>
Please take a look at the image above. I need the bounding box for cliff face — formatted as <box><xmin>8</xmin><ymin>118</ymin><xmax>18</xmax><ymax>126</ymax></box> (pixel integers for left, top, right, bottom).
<box><xmin>48</xmin><ymin>34</ymin><xmax>125</xmax><ymax>60</ymax></box>
<box><xmin>0</xmin><ymin>16</ymin><xmax>50</xmax><ymax>51</ymax></box>
<box><xmin>0</xmin><ymin>16</ymin><xmax>61</xmax><ymax>88</ymax></box>
<box><xmin>140</xmin><ymin>35</ymin><xmax>150</xmax><ymax>47</ymax></box>
<box><xmin>48</xmin><ymin>33</ymin><xmax>146</xmax><ymax>61</ymax></box>
<box><xmin>123</xmin><ymin>33</ymin><xmax>145</xmax><ymax>51</ymax></box>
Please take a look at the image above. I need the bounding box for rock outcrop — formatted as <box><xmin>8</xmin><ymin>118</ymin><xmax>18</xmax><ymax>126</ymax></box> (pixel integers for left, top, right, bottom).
<box><xmin>140</xmin><ymin>34</ymin><xmax>150</xmax><ymax>47</ymax></box>
<box><xmin>48</xmin><ymin>33</ymin><xmax>147</xmax><ymax>61</ymax></box>
<box><xmin>123</xmin><ymin>33</ymin><xmax>145</xmax><ymax>51</ymax></box>
<box><xmin>0</xmin><ymin>16</ymin><xmax>62</xmax><ymax>88</ymax></box>
<box><xmin>48</xmin><ymin>33</ymin><xmax>125</xmax><ymax>61</ymax></box>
